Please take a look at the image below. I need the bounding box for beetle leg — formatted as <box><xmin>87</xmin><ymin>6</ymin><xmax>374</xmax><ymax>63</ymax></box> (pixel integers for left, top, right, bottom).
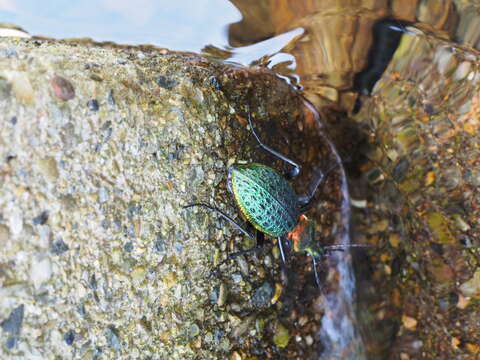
<box><xmin>277</xmin><ymin>236</ymin><xmax>287</xmax><ymax>264</ymax></box>
<box><xmin>183</xmin><ymin>203</ymin><xmax>255</xmax><ymax>238</ymax></box>
<box><xmin>247</xmin><ymin>112</ymin><xmax>301</xmax><ymax>179</ymax></box>
<box><xmin>297</xmin><ymin>166</ymin><xmax>325</xmax><ymax>209</ymax></box>
<box><xmin>298</xmin><ymin>162</ymin><xmax>340</xmax><ymax>209</ymax></box>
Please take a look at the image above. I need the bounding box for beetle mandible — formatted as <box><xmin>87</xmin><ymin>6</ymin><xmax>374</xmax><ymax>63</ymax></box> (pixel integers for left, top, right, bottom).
<box><xmin>184</xmin><ymin>111</ymin><xmax>361</xmax><ymax>285</ymax></box>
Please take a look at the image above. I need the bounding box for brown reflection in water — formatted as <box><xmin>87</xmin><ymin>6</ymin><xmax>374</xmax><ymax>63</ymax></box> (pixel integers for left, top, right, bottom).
<box><xmin>227</xmin><ymin>0</ymin><xmax>458</xmax><ymax>110</ymax></box>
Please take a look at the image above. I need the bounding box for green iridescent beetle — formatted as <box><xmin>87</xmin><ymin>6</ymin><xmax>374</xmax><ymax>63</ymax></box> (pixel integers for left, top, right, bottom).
<box><xmin>184</xmin><ymin>112</ymin><xmax>363</xmax><ymax>285</ymax></box>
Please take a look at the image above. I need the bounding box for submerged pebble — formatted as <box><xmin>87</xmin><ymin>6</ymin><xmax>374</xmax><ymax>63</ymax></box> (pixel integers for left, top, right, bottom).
<box><xmin>273</xmin><ymin>322</ymin><xmax>290</xmax><ymax>348</ymax></box>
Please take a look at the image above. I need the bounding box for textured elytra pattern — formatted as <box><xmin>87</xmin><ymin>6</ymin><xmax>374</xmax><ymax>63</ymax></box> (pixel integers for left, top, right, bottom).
<box><xmin>231</xmin><ymin>163</ymin><xmax>299</xmax><ymax>237</ymax></box>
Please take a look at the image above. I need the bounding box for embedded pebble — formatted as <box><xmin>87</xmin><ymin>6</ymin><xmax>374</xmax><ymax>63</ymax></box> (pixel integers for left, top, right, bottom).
<box><xmin>231</xmin><ymin>273</ymin><xmax>242</xmax><ymax>283</ymax></box>
<box><xmin>0</xmin><ymin>224</ymin><xmax>10</xmax><ymax>242</ymax></box>
<box><xmin>217</xmin><ymin>282</ymin><xmax>227</xmax><ymax>307</ymax></box>
<box><xmin>453</xmin><ymin>61</ymin><xmax>471</xmax><ymax>81</ymax></box>
<box><xmin>0</xmin><ymin>77</ymin><xmax>11</xmax><ymax>99</ymax></box>
<box><xmin>402</xmin><ymin>315</ymin><xmax>418</xmax><ymax>330</ymax></box>
<box><xmin>106</xmin><ymin>326</ymin><xmax>121</xmax><ymax>351</ymax></box>
<box><xmin>7</xmin><ymin>71</ymin><xmax>34</xmax><ymax>104</ymax></box>
<box><xmin>156</xmin><ymin>75</ymin><xmax>178</xmax><ymax>90</ymax></box>
<box><xmin>32</xmin><ymin>211</ymin><xmax>49</xmax><ymax>225</ymax></box>
<box><xmin>8</xmin><ymin>207</ymin><xmax>23</xmax><ymax>236</ymax></box>
<box><xmin>1</xmin><ymin>305</ymin><xmax>24</xmax><ymax>334</ymax></box>
<box><xmin>189</xmin><ymin>323</ymin><xmax>200</xmax><ymax>337</ymax></box>
<box><xmin>37</xmin><ymin>157</ymin><xmax>59</xmax><ymax>182</ymax></box>
<box><xmin>51</xmin><ymin>239</ymin><xmax>69</xmax><ymax>255</ymax></box>
<box><xmin>51</xmin><ymin>75</ymin><xmax>75</xmax><ymax>101</ymax></box>
<box><xmin>98</xmin><ymin>187</ymin><xmax>109</xmax><ymax>203</ymax></box>
<box><xmin>30</xmin><ymin>256</ymin><xmax>52</xmax><ymax>289</ymax></box>
<box><xmin>87</xmin><ymin>99</ymin><xmax>99</xmax><ymax>111</ymax></box>
<box><xmin>252</xmin><ymin>281</ymin><xmax>274</xmax><ymax>308</ymax></box>
<box><xmin>5</xmin><ymin>337</ymin><xmax>18</xmax><ymax>349</ymax></box>
<box><xmin>459</xmin><ymin>270</ymin><xmax>480</xmax><ymax>298</ymax></box>
<box><xmin>131</xmin><ymin>266</ymin><xmax>146</xmax><ymax>282</ymax></box>
<box><xmin>64</xmin><ymin>330</ymin><xmax>75</xmax><ymax>345</ymax></box>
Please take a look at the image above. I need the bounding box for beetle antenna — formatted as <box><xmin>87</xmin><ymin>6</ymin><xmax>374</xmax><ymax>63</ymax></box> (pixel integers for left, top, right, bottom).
<box><xmin>277</xmin><ymin>237</ymin><xmax>287</xmax><ymax>264</ymax></box>
<box><xmin>183</xmin><ymin>203</ymin><xmax>255</xmax><ymax>239</ymax></box>
<box><xmin>311</xmin><ymin>255</ymin><xmax>321</xmax><ymax>288</ymax></box>
<box><xmin>246</xmin><ymin>112</ymin><xmax>301</xmax><ymax>178</ymax></box>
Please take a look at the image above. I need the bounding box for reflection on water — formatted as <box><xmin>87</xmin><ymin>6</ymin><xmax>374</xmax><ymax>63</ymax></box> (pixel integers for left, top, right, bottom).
<box><xmin>224</xmin><ymin>0</ymin><xmax>480</xmax><ymax>109</ymax></box>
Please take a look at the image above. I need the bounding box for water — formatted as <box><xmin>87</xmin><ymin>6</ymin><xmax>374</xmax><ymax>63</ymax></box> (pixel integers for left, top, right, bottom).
<box><xmin>306</xmin><ymin>100</ymin><xmax>366</xmax><ymax>360</ymax></box>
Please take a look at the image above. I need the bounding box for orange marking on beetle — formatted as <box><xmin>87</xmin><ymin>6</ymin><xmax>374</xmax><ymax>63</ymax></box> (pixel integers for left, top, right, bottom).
<box><xmin>287</xmin><ymin>214</ymin><xmax>310</xmax><ymax>252</ymax></box>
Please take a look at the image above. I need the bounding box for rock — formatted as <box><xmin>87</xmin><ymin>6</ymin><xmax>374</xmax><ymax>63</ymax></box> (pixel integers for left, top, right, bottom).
<box><xmin>51</xmin><ymin>75</ymin><xmax>75</xmax><ymax>101</ymax></box>
<box><xmin>1</xmin><ymin>305</ymin><xmax>24</xmax><ymax>335</ymax></box>
<box><xmin>63</xmin><ymin>329</ymin><xmax>75</xmax><ymax>345</ymax></box>
<box><xmin>1</xmin><ymin>71</ymin><xmax>34</xmax><ymax>104</ymax></box>
<box><xmin>32</xmin><ymin>211</ymin><xmax>49</xmax><ymax>225</ymax></box>
<box><xmin>7</xmin><ymin>206</ymin><xmax>23</xmax><ymax>236</ymax></box>
<box><xmin>86</xmin><ymin>99</ymin><xmax>99</xmax><ymax>111</ymax></box>
<box><xmin>273</xmin><ymin>322</ymin><xmax>290</xmax><ymax>348</ymax></box>
<box><xmin>459</xmin><ymin>270</ymin><xmax>480</xmax><ymax>298</ymax></box>
<box><xmin>0</xmin><ymin>36</ymin><xmax>308</xmax><ymax>359</ymax></box>
<box><xmin>251</xmin><ymin>281</ymin><xmax>274</xmax><ymax>308</ymax></box>
<box><xmin>402</xmin><ymin>315</ymin><xmax>418</xmax><ymax>331</ymax></box>
<box><xmin>30</xmin><ymin>256</ymin><xmax>52</xmax><ymax>289</ymax></box>
<box><xmin>50</xmin><ymin>238</ymin><xmax>69</xmax><ymax>255</ymax></box>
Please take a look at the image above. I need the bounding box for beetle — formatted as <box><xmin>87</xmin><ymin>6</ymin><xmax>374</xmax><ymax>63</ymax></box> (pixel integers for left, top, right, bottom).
<box><xmin>184</xmin><ymin>112</ymin><xmax>364</xmax><ymax>285</ymax></box>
